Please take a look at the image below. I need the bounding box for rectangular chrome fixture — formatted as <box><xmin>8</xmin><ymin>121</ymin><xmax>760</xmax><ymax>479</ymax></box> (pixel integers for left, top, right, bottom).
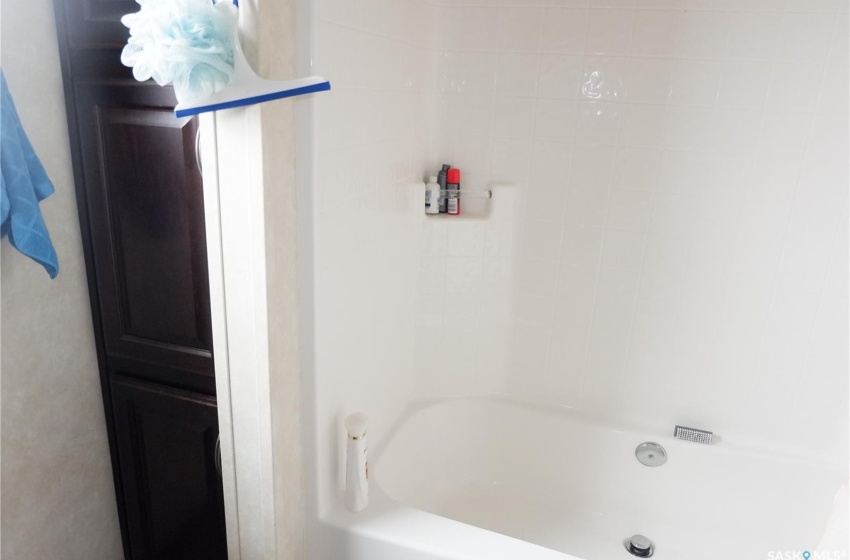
<box><xmin>674</xmin><ymin>425</ymin><xmax>713</xmax><ymax>444</ymax></box>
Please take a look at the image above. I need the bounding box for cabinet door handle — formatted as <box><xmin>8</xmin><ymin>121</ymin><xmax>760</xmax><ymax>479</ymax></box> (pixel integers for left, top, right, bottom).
<box><xmin>214</xmin><ymin>434</ymin><xmax>222</xmax><ymax>477</ymax></box>
<box><xmin>195</xmin><ymin>124</ymin><xmax>203</xmax><ymax>174</ymax></box>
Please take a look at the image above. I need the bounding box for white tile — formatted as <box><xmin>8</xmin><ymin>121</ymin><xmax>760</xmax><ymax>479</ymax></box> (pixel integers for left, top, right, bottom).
<box><xmin>492</xmin><ymin>96</ymin><xmax>536</xmax><ymax>138</ymax></box>
<box><xmin>495</xmin><ymin>53</ymin><xmax>540</xmax><ymax>97</ymax></box>
<box><xmin>759</xmin><ymin>331</ymin><xmax>810</xmax><ymax>373</ymax></box>
<box><xmin>540</xmin><ymin>8</ymin><xmax>590</xmax><ymax>53</ymax></box>
<box><xmin>743</xmin><ymin>367</ymin><xmax>797</xmax><ymax>441</ymax></box>
<box><xmin>545</xmin><ymin>335</ymin><xmax>586</xmax><ymax>405</ymax></box>
<box><xmin>631</xmin><ymin>10</ymin><xmax>683</xmax><ymax>57</ymax></box>
<box><xmin>566</xmin><ymin>185</ymin><xmax>611</xmax><ymax>226</ymax></box>
<box><xmin>589</xmin><ymin>304</ymin><xmax>636</xmax><ymax>349</ymax></box>
<box><xmin>576</xmin><ymin>101</ymin><xmax>622</xmax><ymax>146</ymax></box>
<box><xmin>669</xmin><ymin>59</ymin><xmax>723</xmax><ymax>105</ymax></box>
<box><xmin>508</xmin><ymin>327</ymin><xmax>554</xmax><ymax>397</ymax></box>
<box><xmin>624</xmin><ymin>57</ymin><xmax>673</xmax><ymax>104</ymax></box>
<box><xmin>783</xmin><ymin>0</ymin><xmax>840</xmax><ymax>11</ymax></box>
<box><xmin>582</xmin><ymin>342</ymin><xmax>628</xmax><ymax>410</ymax></box>
<box><xmin>642</xmin><ymin>233</ymin><xmax>689</xmax><ymax>279</ymax></box>
<box><xmin>438</xmin><ymin>6</ymin><xmax>501</xmax><ymax>50</ymax></box>
<box><xmin>490</xmin><ymin>137</ymin><xmax>532</xmax><ymax>184</ymax></box>
<box><xmin>515</xmin><ymin>294</ymin><xmax>557</xmax><ymax>329</ymax></box>
<box><xmin>530</xmin><ymin>140</ymin><xmax>574</xmax><ymax>190</ymax></box>
<box><xmin>675</xmin><ymin>11</ymin><xmax>730</xmax><ymax>58</ymax></box>
<box><xmin>801</xmin><ymin>337</ymin><xmax>850</xmax><ymax>415</ymax></box>
<box><xmin>451</xmin><ymin>134</ymin><xmax>493</xmax><ymax>186</ymax></box>
<box><xmin>520</xmin><ymin>219</ymin><xmax>564</xmax><ymax>261</ymax></box>
<box><xmin>448</xmin><ymin>93</ymin><xmax>494</xmax><ymax>136</ymax></box>
<box><xmin>612</xmin><ymin>148</ymin><xmax>660</xmax><ymax>191</ymax></box>
<box><xmin>569</xmin><ymin>144</ymin><xmax>617</xmax><ymax>188</ymax></box>
<box><xmin>445</xmin><ymin>258</ymin><xmax>484</xmax><ymax>294</ymax></box>
<box><xmin>637</xmin><ymin>274</ymin><xmax>681</xmax><ymax>317</ymax></box>
<box><xmin>585</xmin><ymin>9</ymin><xmax>636</xmax><ymax>55</ymax></box>
<box><xmin>497</xmin><ymin>7</ymin><xmax>543</xmax><ymax>52</ymax></box>
<box><xmin>438</xmin><ymin>328</ymin><xmax>480</xmax><ymax>394</ymax></box>
<box><xmin>557</xmin><ymin>263</ymin><xmax>599</xmax><ymax>302</ymax></box>
<box><xmin>484</xmin><ymin>224</ymin><xmax>517</xmax><ymax>258</ymax></box>
<box><xmin>438</xmin><ymin>51</ymin><xmax>497</xmax><ymax>94</ymax></box>
<box><xmin>601</xmin><ymin>229</ymin><xmax>646</xmax><ymax>271</ymax></box>
<box><xmin>443</xmin><ymin>295</ymin><xmax>481</xmax><ymax>328</ymax></box>
<box><xmin>766</xmin><ymin>63</ymin><xmax>823</xmax><ymax>111</ymax></box>
<box><xmin>766</xmin><ymin>290</ymin><xmax>821</xmax><ymax>335</ymax></box>
<box><xmin>818</xmin><ymin>65</ymin><xmax>850</xmax><ymax>117</ymax></box>
<box><xmin>581</xmin><ymin>57</ymin><xmax>627</xmax><ymax>102</ymax></box>
<box><xmin>561</xmin><ymin>225</ymin><xmax>605</xmax><ymax>267</ymax></box>
<box><xmin>481</xmin><ymin>258</ymin><xmax>515</xmax><ymax>296</ymax></box>
<box><xmin>706</xmin><ymin>108</ymin><xmax>762</xmax><ymax>155</ymax></box>
<box><xmin>618</xmin><ymin>103</ymin><xmax>666</xmax><ymax>148</ymax></box>
<box><xmin>553</xmin><ymin>298</ymin><xmax>595</xmax><ymax>338</ymax></box>
<box><xmin>660</xmin><ymin>105</ymin><xmax>714</xmax><ymax>151</ymax></box>
<box><xmin>725</xmin><ymin>11</ymin><xmax>783</xmax><ymax>61</ymax></box>
<box><xmin>607</xmin><ymin>189</ymin><xmax>653</xmax><ymax>231</ymax></box>
<box><xmin>717</xmin><ymin>61</ymin><xmax>772</xmax><ymax>109</ymax></box>
<box><xmin>446</xmin><ymin>222</ymin><xmax>487</xmax><ymax>256</ymax></box>
<box><xmin>534</xmin><ymin>98</ymin><xmax>579</xmax><ymax>142</ymax></box>
<box><xmin>755</xmin><ymin>111</ymin><xmax>814</xmax><ymax>163</ymax></box>
<box><xmin>714</xmin><ymin>320</ymin><xmax>764</xmax><ymax>368</ymax></box>
<box><xmin>829</xmin><ymin>16</ymin><xmax>849</xmax><ymax>64</ymax></box>
<box><xmin>418</xmin><ymin>258</ymin><xmax>447</xmax><ymax>294</ymax></box>
<box><xmin>420</xmin><ymin>221</ymin><xmax>449</xmax><ymax>256</ymax></box>
<box><xmin>775</xmin><ymin>12</ymin><xmax>835</xmax><ymax>63</ymax></box>
<box><xmin>538</xmin><ymin>55</ymin><xmax>584</xmax><ymax>99</ymax></box>
<box><xmin>525</xmin><ymin>188</ymin><xmax>569</xmax><ymax>222</ymax></box>
<box><xmin>518</xmin><ymin>257</ymin><xmax>561</xmax><ymax>297</ymax></box>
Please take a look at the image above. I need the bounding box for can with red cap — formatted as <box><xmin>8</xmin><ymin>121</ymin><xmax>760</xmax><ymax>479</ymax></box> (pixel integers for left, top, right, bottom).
<box><xmin>447</xmin><ymin>168</ymin><xmax>460</xmax><ymax>215</ymax></box>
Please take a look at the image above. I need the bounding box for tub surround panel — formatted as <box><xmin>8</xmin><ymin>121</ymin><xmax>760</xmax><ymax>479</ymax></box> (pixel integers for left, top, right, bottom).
<box><xmin>310</xmin><ymin>0</ymin><xmax>438</xmax><ymax>517</ymax></box>
<box><xmin>419</xmin><ymin>0</ymin><xmax>849</xmax><ymax>460</ymax></box>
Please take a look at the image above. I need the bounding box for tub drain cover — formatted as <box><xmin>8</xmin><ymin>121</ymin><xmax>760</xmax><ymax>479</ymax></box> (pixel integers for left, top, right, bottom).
<box><xmin>626</xmin><ymin>534</ymin><xmax>653</xmax><ymax>557</ymax></box>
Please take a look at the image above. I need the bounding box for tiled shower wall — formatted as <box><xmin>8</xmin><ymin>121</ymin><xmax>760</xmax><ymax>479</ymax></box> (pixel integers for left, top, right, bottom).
<box><xmin>310</xmin><ymin>0</ymin><xmax>436</xmax><ymax>513</ymax></box>
<box><xmin>418</xmin><ymin>0</ymin><xmax>849</xmax><ymax>456</ymax></box>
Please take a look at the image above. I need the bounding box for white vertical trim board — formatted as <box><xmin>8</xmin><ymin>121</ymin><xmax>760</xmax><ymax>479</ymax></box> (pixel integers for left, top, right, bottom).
<box><xmin>201</xmin><ymin>106</ymin><xmax>278</xmax><ymax>560</ymax></box>
<box><xmin>200</xmin><ymin>112</ymin><xmax>242</xmax><ymax>560</ymax></box>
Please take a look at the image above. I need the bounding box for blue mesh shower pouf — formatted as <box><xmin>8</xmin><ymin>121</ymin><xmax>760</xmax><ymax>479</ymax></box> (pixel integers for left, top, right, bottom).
<box><xmin>0</xmin><ymin>70</ymin><xmax>59</xmax><ymax>278</ymax></box>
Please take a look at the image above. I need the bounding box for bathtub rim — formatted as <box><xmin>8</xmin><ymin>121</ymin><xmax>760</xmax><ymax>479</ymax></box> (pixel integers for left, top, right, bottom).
<box><xmin>370</xmin><ymin>395</ymin><xmax>850</xmax><ymax>475</ymax></box>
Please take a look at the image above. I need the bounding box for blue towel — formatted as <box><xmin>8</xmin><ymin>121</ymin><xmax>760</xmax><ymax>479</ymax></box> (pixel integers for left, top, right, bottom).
<box><xmin>0</xmin><ymin>71</ymin><xmax>59</xmax><ymax>278</ymax></box>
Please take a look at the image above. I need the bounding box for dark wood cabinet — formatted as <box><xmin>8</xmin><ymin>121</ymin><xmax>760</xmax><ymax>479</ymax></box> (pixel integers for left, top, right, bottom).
<box><xmin>111</xmin><ymin>376</ymin><xmax>227</xmax><ymax>560</ymax></box>
<box><xmin>53</xmin><ymin>1</ymin><xmax>227</xmax><ymax>557</ymax></box>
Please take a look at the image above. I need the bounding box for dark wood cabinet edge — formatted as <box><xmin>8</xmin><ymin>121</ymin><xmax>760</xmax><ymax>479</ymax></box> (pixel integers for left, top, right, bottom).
<box><xmin>52</xmin><ymin>2</ymin><xmax>132</xmax><ymax>557</ymax></box>
<box><xmin>111</xmin><ymin>374</ymin><xmax>218</xmax><ymax>407</ymax></box>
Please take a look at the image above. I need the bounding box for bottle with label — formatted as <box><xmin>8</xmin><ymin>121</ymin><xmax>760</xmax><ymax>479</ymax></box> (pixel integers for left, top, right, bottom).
<box><xmin>447</xmin><ymin>168</ymin><xmax>460</xmax><ymax>215</ymax></box>
<box><xmin>425</xmin><ymin>176</ymin><xmax>440</xmax><ymax>214</ymax></box>
<box><xmin>438</xmin><ymin>164</ymin><xmax>450</xmax><ymax>213</ymax></box>
<box><xmin>344</xmin><ymin>413</ymin><xmax>369</xmax><ymax>512</ymax></box>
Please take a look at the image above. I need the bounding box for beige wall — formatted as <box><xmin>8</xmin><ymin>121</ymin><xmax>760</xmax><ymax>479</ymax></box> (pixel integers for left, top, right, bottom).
<box><xmin>0</xmin><ymin>0</ymin><xmax>124</xmax><ymax>558</ymax></box>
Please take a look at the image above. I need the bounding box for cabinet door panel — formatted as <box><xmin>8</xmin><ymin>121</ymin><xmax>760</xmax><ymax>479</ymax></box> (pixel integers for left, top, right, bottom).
<box><xmin>57</xmin><ymin>0</ymin><xmax>137</xmax><ymax>50</ymax></box>
<box><xmin>75</xmin><ymin>81</ymin><xmax>214</xmax><ymax>392</ymax></box>
<box><xmin>111</xmin><ymin>375</ymin><xmax>227</xmax><ymax>560</ymax></box>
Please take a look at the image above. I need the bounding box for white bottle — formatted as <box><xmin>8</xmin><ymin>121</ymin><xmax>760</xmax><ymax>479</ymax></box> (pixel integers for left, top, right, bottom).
<box><xmin>344</xmin><ymin>413</ymin><xmax>369</xmax><ymax>512</ymax></box>
<box><xmin>425</xmin><ymin>176</ymin><xmax>440</xmax><ymax>215</ymax></box>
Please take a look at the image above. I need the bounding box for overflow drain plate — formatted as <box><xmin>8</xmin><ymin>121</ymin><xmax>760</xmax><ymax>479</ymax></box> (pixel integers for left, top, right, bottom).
<box><xmin>635</xmin><ymin>442</ymin><xmax>667</xmax><ymax>467</ymax></box>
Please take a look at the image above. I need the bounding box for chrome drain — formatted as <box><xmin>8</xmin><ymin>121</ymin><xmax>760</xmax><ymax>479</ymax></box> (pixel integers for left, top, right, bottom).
<box><xmin>635</xmin><ymin>442</ymin><xmax>666</xmax><ymax>467</ymax></box>
<box><xmin>625</xmin><ymin>534</ymin><xmax>654</xmax><ymax>557</ymax></box>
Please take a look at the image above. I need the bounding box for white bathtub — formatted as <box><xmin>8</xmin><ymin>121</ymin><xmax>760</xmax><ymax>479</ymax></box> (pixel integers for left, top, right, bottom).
<box><xmin>317</xmin><ymin>398</ymin><xmax>848</xmax><ymax>560</ymax></box>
